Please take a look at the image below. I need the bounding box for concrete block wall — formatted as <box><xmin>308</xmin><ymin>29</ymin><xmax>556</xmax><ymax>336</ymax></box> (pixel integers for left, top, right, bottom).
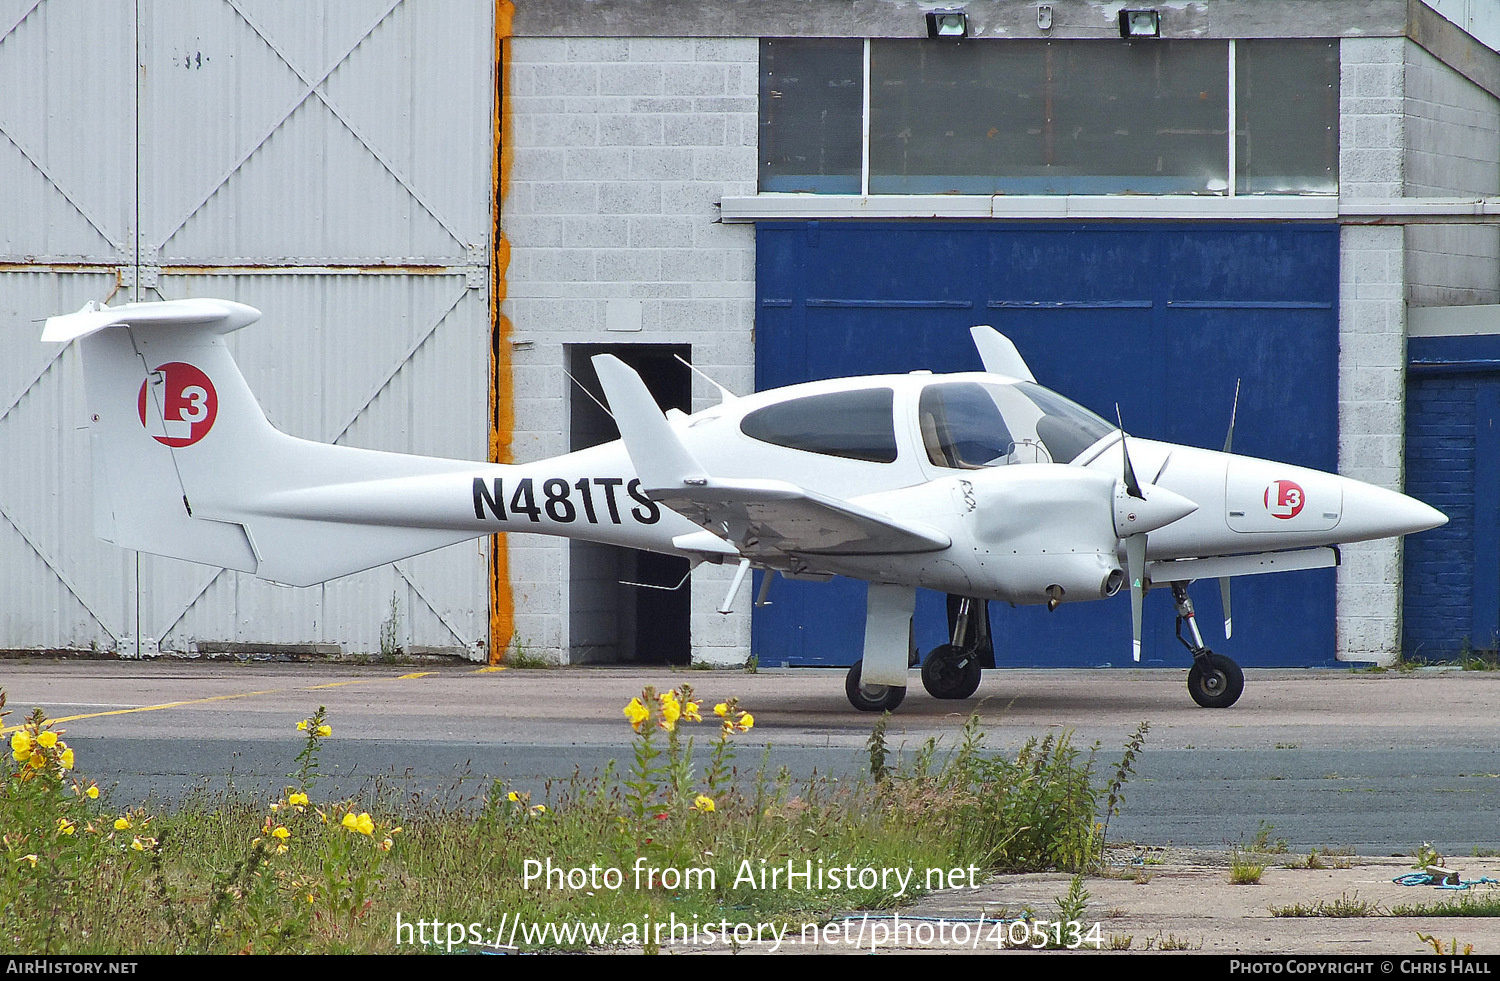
<box><xmin>504</xmin><ymin>37</ymin><xmax>758</xmax><ymax>665</ymax></box>
<box><xmin>1337</xmin><ymin>38</ymin><xmax>1409</xmax><ymax>663</ymax></box>
<box><xmin>1403</xmin><ymin>42</ymin><xmax>1500</xmax><ymax>308</ymax></box>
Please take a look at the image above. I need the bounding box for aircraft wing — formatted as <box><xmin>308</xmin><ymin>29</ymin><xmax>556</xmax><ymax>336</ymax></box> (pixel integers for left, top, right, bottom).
<box><xmin>655</xmin><ymin>477</ymin><xmax>950</xmax><ymax>557</ymax></box>
<box><xmin>592</xmin><ymin>355</ymin><xmax>950</xmax><ymax>559</ymax></box>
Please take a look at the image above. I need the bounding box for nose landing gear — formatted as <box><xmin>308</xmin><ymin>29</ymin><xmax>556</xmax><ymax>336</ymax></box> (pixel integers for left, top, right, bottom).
<box><xmin>1172</xmin><ymin>582</ymin><xmax>1244</xmax><ymax>708</ymax></box>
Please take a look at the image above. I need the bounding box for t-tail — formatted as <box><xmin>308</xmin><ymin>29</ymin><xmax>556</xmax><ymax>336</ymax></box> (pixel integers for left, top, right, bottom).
<box><xmin>42</xmin><ymin>298</ymin><xmax>688</xmax><ymax>586</ymax></box>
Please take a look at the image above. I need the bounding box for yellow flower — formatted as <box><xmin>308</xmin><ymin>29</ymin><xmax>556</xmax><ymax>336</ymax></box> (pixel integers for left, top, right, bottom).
<box><xmin>86</xmin><ymin>784</ymin><xmax>99</xmax><ymax>800</ymax></box>
<box><xmin>10</xmin><ymin>730</ymin><xmax>31</xmax><ymax>761</ymax></box>
<box><xmin>693</xmin><ymin>795</ymin><xmax>715</xmax><ymax>813</ymax></box>
<box><xmin>738</xmin><ymin>712</ymin><xmax>754</xmax><ymax>732</ymax></box>
<box><xmin>58</xmin><ymin>818</ymin><xmax>76</xmax><ymax>836</ymax></box>
<box><xmin>114</xmin><ymin>817</ymin><xmax>132</xmax><ymax>831</ymax></box>
<box><xmin>507</xmin><ymin>791</ymin><xmax>522</xmax><ymax>803</ymax></box>
<box><xmin>378</xmin><ymin>837</ymin><xmax>393</xmax><ymax>851</ymax></box>
<box><xmin>18</xmin><ymin>854</ymin><xmax>37</xmax><ymax>867</ymax></box>
<box><xmin>316</xmin><ymin>725</ymin><xmax>331</xmax><ymax>738</ymax></box>
<box><xmin>59</xmin><ymin>747</ymin><xmax>74</xmax><ymax>770</ymax></box>
<box><xmin>131</xmin><ymin>837</ymin><xmax>146</xmax><ymax>852</ymax></box>
<box><xmin>296</xmin><ymin>720</ymin><xmax>308</xmax><ymax>731</ymax></box>
<box><xmin>714</xmin><ymin>703</ymin><xmax>729</xmax><ymax>718</ymax></box>
<box><xmin>271</xmin><ymin>826</ymin><xmax>290</xmax><ymax>840</ymax></box>
<box><xmin>27</xmin><ymin>754</ymin><xmax>45</xmax><ymax>770</ymax></box>
<box><xmin>659</xmin><ymin>691</ymin><xmax>681</xmax><ymax>731</ymax></box>
<box><xmin>288</xmin><ymin>792</ymin><xmax>309</xmax><ymax>807</ymax></box>
<box><xmin>529</xmin><ymin>804</ymin><xmax>547</xmax><ymax>816</ymax></box>
<box><xmin>342</xmin><ymin>812</ymin><xmax>375</xmax><ymax>836</ymax></box>
<box><xmin>623</xmin><ymin>697</ymin><xmax>650</xmax><ymax>732</ymax></box>
<box><xmin>37</xmin><ymin>731</ymin><xmax>57</xmax><ymax>750</ymax></box>
<box><xmin>683</xmin><ymin>700</ymin><xmax>702</xmax><ymax>723</ymax></box>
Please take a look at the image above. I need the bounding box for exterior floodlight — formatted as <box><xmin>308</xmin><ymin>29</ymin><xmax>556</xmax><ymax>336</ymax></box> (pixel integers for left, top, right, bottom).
<box><xmin>926</xmin><ymin>8</ymin><xmax>969</xmax><ymax>38</ymax></box>
<box><xmin>1118</xmin><ymin>9</ymin><xmax>1161</xmax><ymax>38</ymax></box>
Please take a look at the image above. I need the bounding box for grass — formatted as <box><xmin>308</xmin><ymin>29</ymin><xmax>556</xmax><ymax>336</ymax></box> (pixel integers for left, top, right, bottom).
<box><xmin>1389</xmin><ymin>892</ymin><xmax>1500</xmax><ymax>917</ymax></box>
<box><xmin>0</xmin><ymin>687</ymin><xmax>1149</xmax><ymax>954</ymax></box>
<box><xmin>1270</xmin><ymin>892</ymin><xmax>1382</xmax><ymax>918</ymax></box>
<box><xmin>1284</xmin><ymin>847</ymin><xmax>1353</xmax><ymax>870</ymax></box>
<box><xmin>1228</xmin><ymin>849</ymin><xmax>1266</xmax><ymax>885</ymax></box>
<box><xmin>1250</xmin><ymin>820</ymin><xmax>1289</xmax><ymax>854</ymax></box>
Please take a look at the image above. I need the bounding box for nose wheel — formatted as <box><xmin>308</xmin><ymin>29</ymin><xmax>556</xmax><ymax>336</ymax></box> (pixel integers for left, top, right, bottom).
<box><xmin>1187</xmin><ymin>651</ymin><xmax>1244</xmax><ymax>708</ymax></box>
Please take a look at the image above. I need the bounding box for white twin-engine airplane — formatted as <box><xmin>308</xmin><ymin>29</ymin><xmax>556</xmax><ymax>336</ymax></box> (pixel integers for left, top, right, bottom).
<box><xmin>43</xmin><ymin>297</ymin><xmax>1446</xmax><ymax>712</ymax></box>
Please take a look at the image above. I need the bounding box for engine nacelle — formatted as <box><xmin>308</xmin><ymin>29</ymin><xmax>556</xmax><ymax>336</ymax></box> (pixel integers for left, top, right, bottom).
<box><xmin>960</xmin><ymin>465</ymin><xmax>1126</xmax><ymax>606</ymax></box>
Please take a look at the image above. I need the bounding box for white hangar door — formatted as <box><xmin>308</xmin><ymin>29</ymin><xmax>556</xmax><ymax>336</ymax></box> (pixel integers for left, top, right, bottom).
<box><xmin>0</xmin><ymin>0</ymin><xmax>495</xmax><ymax>658</ymax></box>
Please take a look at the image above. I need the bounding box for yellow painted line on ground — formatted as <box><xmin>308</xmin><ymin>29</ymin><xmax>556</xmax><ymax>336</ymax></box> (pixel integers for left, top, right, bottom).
<box><xmin>0</xmin><ymin>673</ymin><xmax>440</xmax><ymax>733</ymax></box>
<box><xmin>472</xmin><ymin>666</ymin><xmax>507</xmax><ymax>673</ymax></box>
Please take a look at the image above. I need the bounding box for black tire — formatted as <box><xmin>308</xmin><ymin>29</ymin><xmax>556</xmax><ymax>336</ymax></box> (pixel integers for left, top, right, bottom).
<box><xmin>845</xmin><ymin>660</ymin><xmax>906</xmax><ymax>712</ymax></box>
<box><xmin>920</xmin><ymin>643</ymin><xmax>982</xmax><ymax>699</ymax></box>
<box><xmin>1187</xmin><ymin>652</ymin><xmax>1244</xmax><ymax>708</ymax></box>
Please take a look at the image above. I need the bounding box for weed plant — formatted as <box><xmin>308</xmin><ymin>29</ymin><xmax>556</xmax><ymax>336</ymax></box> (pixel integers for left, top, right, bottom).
<box><xmin>0</xmin><ymin>686</ymin><xmax>1148</xmax><ymax>953</ymax></box>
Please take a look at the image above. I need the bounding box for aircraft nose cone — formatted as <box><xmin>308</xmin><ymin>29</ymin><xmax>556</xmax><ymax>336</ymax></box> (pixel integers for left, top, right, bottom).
<box><xmin>1340</xmin><ymin>479</ymin><xmax>1448</xmax><ymax>541</ymax></box>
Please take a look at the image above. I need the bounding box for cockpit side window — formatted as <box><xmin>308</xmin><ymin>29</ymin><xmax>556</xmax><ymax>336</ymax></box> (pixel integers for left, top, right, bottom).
<box><xmin>739</xmin><ymin>387</ymin><xmax>899</xmax><ymax>463</ymax></box>
<box><xmin>918</xmin><ymin>383</ymin><xmax>1014</xmax><ymax>469</ymax></box>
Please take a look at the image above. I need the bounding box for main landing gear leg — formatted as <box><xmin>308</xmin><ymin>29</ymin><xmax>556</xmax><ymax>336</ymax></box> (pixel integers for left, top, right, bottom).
<box><xmin>920</xmin><ymin>595</ymin><xmax>988</xmax><ymax>700</ymax></box>
<box><xmin>1173</xmin><ymin>582</ymin><xmax>1244</xmax><ymax>708</ymax></box>
<box><xmin>845</xmin><ymin>583</ymin><xmax>914</xmax><ymax>712</ymax></box>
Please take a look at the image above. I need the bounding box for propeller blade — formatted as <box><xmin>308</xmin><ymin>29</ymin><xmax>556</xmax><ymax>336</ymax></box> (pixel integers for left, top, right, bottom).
<box><xmin>1224</xmin><ymin>379</ymin><xmax>1241</xmax><ymax>454</ymax></box>
<box><xmin>1219</xmin><ymin>576</ymin><xmax>1233</xmax><ymax>639</ymax></box>
<box><xmin>1115</xmin><ymin>404</ymin><xmax>1144</xmax><ymax>500</ymax></box>
<box><xmin>1126</xmin><ymin>534</ymin><xmax>1147</xmax><ymax>662</ymax></box>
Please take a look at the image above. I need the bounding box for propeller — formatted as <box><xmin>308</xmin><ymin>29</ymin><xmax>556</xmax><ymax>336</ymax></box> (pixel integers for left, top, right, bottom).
<box><xmin>1111</xmin><ymin>410</ymin><xmax>1197</xmax><ymax>661</ymax></box>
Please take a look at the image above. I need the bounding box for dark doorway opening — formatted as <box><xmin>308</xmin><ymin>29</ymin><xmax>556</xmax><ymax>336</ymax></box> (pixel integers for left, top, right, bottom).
<box><xmin>566</xmin><ymin>344</ymin><xmax>692</xmax><ymax>665</ymax></box>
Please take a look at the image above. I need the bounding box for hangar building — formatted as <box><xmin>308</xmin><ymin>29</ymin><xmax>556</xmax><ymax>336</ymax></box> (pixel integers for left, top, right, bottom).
<box><xmin>1</xmin><ymin>0</ymin><xmax>1496</xmax><ymax>669</ymax></box>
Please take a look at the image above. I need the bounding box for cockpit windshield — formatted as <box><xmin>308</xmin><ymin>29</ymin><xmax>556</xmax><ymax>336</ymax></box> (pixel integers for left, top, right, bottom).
<box><xmin>918</xmin><ymin>380</ymin><xmax>1114</xmax><ymax>468</ymax></box>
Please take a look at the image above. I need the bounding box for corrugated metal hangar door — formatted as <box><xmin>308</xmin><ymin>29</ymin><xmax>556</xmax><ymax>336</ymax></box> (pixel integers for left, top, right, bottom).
<box><xmin>1403</xmin><ymin>336</ymin><xmax>1500</xmax><ymax>659</ymax></box>
<box><xmin>0</xmin><ymin>1</ymin><xmax>493</xmax><ymax>657</ymax></box>
<box><xmin>753</xmin><ymin>220</ymin><xmax>1340</xmax><ymax>669</ymax></box>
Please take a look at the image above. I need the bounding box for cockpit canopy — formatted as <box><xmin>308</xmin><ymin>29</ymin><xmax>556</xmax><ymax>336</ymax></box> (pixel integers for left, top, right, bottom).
<box><xmin>737</xmin><ymin>378</ymin><xmax>1115</xmax><ymax>468</ymax></box>
<box><xmin>918</xmin><ymin>380</ymin><xmax>1115</xmax><ymax>467</ymax></box>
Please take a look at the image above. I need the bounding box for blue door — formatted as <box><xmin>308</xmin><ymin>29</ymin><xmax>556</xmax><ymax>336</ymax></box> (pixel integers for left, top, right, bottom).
<box><xmin>753</xmin><ymin>220</ymin><xmax>1340</xmax><ymax>668</ymax></box>
<box><xmin>1403</xmin><ymin>336</ymin><xmax>1500</xmax><ymax>659</ymax></box>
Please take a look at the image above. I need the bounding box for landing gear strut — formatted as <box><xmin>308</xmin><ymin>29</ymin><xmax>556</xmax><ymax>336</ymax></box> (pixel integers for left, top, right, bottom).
<box><xmin>1172</xmin><ymin>583</ymin><xmax>1243</xmax><ymax>708</ymax></box>
<box><xmin>920</xmin><ymin>596</ymin><xmax>989</xmax><ymax>700</ymax></box>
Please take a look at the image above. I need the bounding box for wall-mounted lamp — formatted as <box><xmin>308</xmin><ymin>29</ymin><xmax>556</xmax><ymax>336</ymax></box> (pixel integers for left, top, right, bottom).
<box><xmin>1118</xmin><ymin>9</ymin><xmax>1161</xmax><ymax>38</ymax></box>
<box><xmin>926</xmin><ymin>7</ymin><xmax>969</xmax><ymax>38</ymax></box>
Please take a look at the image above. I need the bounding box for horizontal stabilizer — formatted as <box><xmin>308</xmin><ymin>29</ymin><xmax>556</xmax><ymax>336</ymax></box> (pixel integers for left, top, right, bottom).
<box><xmin>43</xmin><ymin>298</ymin><xmax>261</xmax><ymax>344</ymax></box>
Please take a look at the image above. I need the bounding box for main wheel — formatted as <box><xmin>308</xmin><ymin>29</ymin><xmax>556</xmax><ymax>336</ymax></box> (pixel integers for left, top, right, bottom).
<box><xmin>1187</xmin><ymin>652</ymin><xmax>1244</xmax><ymax>708</ymax></box>
<box><xmin>845</xmin><ymin>660</ymin><xmax>906</xmax><ymax>712</ymax></box>
<box><xmin>920</xmin><ymin>643</ymin><xmax>982</xmax><ymax>699</ymax></box>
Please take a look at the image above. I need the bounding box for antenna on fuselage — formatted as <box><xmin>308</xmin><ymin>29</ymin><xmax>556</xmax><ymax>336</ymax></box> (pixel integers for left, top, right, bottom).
<box><xmin>564</xmin><ymin>368</ymin><xmax>614</xmax><ymax>421</ymax></box>
<box><xmin>673</xmin><ymin>354</ymin><xmax>739</xmax><ymax>404</ymax></box>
